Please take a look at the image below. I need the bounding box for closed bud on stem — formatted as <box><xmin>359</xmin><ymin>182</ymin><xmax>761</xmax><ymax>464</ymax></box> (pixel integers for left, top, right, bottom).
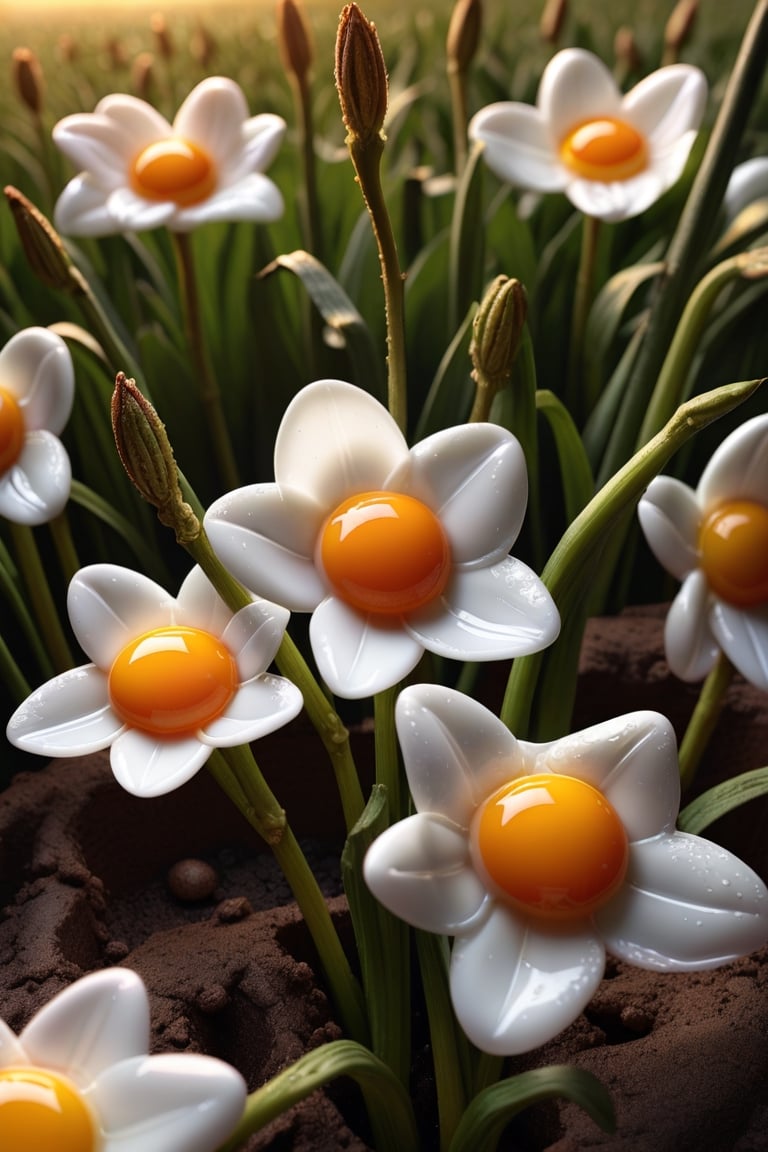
<box><xmin>335</xmin><ymin>3</ymin><xmax>388</xmax><ymax>146</ymax></box>
<box><xmin>614</xmin><ymin>26</ymin><xmax>642</xmax><ymax>77</ymax></box>
<box><xmin>471</xmin><ymin>275</ymin><xmax>527</xmax><ymax>390</ymax></box>
<box><xmin>446</xmin><ymin>0</ymin><xmax>482</xmax><ymax>75</ymax></box>
<box><xmin>150</xmin><ymin>12</ymin><xmax>174</xmax><ymax>60</ymax></box>
<box><xmin>189</xmin><ymin>20</ymin><xmax>216</xmax><ymax>68</ymax></box>
<box><xmin>664</xmin><ymin>0</ymin><xmax>698</xmax><ymax>63</ymax></box>
<box><xmin>539</xmin><ymin>0</ymin><xmax>567</xmax><ymax>46</ymax></box>
<box><xmin>12</xmin><ymin>47</ymin><xmax>44</xmax><ymax>116</ymax></box>
<box><xmin>4</xmin><ymin>185</ymin><xmax>86</xmax><ymax>294</ymax></box>
<box><xmin>111</xmin><ymin>373</ymin><xmax>199</xmax><ymax>542</ymax></box>
<box><xmin>277</xmin><ymin>0</ymin><xmax>313</xmax><ymax>87</ymax></box>
<box><xmin>131</xmin><ymin>52</ymin><xmax>155</xmax><ymax>100</ymax></box>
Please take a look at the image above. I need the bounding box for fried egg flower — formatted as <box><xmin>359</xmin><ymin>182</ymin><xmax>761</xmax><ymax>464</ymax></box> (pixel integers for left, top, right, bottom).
<box><xmin>7</xmin><ymin>563</ymin><xmax>303</xmax><ymax>796</ymax></box>
<box><xmin>52</xmin><ymin>76</ymin><xmax>285</xmax><ymax>235</ymax></box>
<box><xmin>0</xmin><ymin>327</ymin><xmax>74</xmax><ymax>525</ymax></box>
<box><xmin>0</xmin><ymin>967</ymin><xmax>245</xmax><ymax>1151</ymax></box>
<box><xmin>203</xmin><ymin>380</ymin><xmax>560</xmax><ymax>699</ymax></box>
<box><xmin>364</xmin><ymin>686</ymin><xmax>768</xmax><ymax>1055</ymax></box>
<box><xmin>638</xmin><ymin>414</ymin><xmax>768</xmax><ymax>688</ymax></box>
<box><xmin>468</xmin><ymin>48</ymin><xmax>706</xmax><ymax>222</ymax></box>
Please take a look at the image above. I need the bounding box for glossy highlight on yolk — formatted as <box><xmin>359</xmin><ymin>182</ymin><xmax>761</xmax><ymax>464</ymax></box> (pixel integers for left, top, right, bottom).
<box><xmin>472</xmin><ymin>773</ymin><xmax>629</xmax><ymax>919</ymax></box>
<box><xmin>0</xmin><ymin>387</ymin><xmax>24</xmax><ymax>473</ymax></box>
<box><xmin>130</xmin><ymin>138</ymin><xmax>216</xmax><ymax>206</ymax></box>
<box><xmin>0</xmin><ymin>1066</ymin><xmax>97</xmax><ymax>1152</ymax></box>
<box><xmin>319</xmin><ymin>490</ymin><xmax>451</xmax><ymax>615</ymax></box>
<box><xmin>559</xmin><ymin>116</ymin><xmax>647</xmax><ymax>182</ymax></box>
<box><xmin>699</xmin><ymin>499</ymin><xmax>768</xmax><ymax>606</ymax></box>
<box><xmin>108</xmin><ymin>625</ymin><xmax>237</xmax><ymax>736</ymax></box>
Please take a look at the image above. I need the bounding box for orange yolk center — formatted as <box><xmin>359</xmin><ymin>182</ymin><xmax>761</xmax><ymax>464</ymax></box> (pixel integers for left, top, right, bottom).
<box><xmin>699</xmin><ymin>499</ymin><xmax>768</xmax><ymax>607</ymax></box>
<box><xmin>559</xmin><ymin>116</ymin><xmax>648</xmax><ymax>182</ymax></box>
<box><xmin>130</xmin><ymin>138</ymin><xmax>217</xmax><ymax>206</ymax></box>
<box><xmin>0</xmin><ymin>387</ymin><xmax>25</xmax><ymax>473</ymax></box>
<box><xmin>108</xmin><ymin>625</ymin><xmax>238</xmax><ymax>737</ymax></box>
<box><xmin>319</xmin><ymin>490</ymin><xmax>452</xmax><ymax>616</ymax></box>
<box><xmin>0</xmin><ymin>1066</ymin><xmax>98</xmax><ymax>1152</ymax></box>
<box><xmin>472</xmin><ymin>773</ymin><xmax>629</xmax><ymax>919</ymax></box>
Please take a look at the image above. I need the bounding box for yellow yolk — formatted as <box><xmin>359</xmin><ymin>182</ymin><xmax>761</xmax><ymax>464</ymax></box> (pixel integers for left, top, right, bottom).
<box><xmin>319</xmin><ymin>490</ymin><xmax>452</xmax><ymax>616</ymax></box>
<box><xmin>0</xmin><ymin>1066</ymin><xmax>98</xmax><ymax>1152</ymax></box>
<box><xmin>130</xmin><ymin>138</ymin><xmax>216</xmax><ymax>206</ymax></box>
<box><xmin>108</xmin><ymin>625</ymin><xmax>238</xmax><ymax>736</ymax></box>
<box><xmin>0</xmin><ymin>387</ymin><xmax>24</xmax><ymax>473</ymax></box>
<box><xmin>699</xmin><ymin>499</ymin><xmax>768</xmax><ymax>606</ymax></box>
<box><xmin>472</xmin><ymin>773</ymin><xmax>629</xmax><ymax>919</ymax></box>
<box><xmin>559</xmin><ymin>116</ymin><xmax>648</xmax><ymax>182</ymax></box>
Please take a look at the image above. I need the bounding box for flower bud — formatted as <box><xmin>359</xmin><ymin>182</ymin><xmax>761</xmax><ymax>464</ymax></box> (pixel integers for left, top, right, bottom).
<box><xmin>111</xmin><ymin>373</ymin><xmax>199</xmax><ymax>542</ymax></box>
<box><xmin>131</xmin><ymin>52</ymin><xmax>155</xmax><ymax>100</ymax></box>
<box><xmin>335</xmin><ymin>3</ymin><xmax>388</xmax><ymax>146</ymax></box>
<box><xmin>664</xmin><ymin>0</ymin><xmax>698</xmax><ymax>63</ymax></box>
<box><xmin>4</xmin><ymin>186</ymin><xmax>84</xmax><ymax>294</ymax></box>
<box><xmin>470</xmin><ymin>276</ymin><xmax>527</xmax><ymax>388</ymax></box>
<box><xmin>277</xmin><ymin>0</ymin><xmax>313</xmax><ymax>87</ymax></box>
<box><xmin>150</xmin><ymin>12</ymin><xmax>174</xmax><ymax>60</ymax></box>
<box><xmin>614</xmin><ymin>26</ymin><xmax>642</xmax><ymax>77</ymax></box>
<box><xmin>539</xmin><ymin>0</ymin><xmax>567</xmax><ymax>46</ymax></box>
<box><xmin>12</xmin><ymin>47</ymin><xmax>44</xmax><ymax>116</ymax></box>
<box><xmin>189</xmin><ymin>20</ymin><xmax>216</xmax><ymax>68</ymax></box>
<box><xmin>446</xmin><ymin>0</ymin><xmax>482</xmax><ymax>75</ymax></box>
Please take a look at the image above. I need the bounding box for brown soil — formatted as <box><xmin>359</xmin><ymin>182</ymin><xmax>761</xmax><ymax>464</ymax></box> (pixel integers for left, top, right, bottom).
<box><xmin>0</xmin><ymin>606</ymin><xmax>766</xmax><ymax>1151</ymax></box>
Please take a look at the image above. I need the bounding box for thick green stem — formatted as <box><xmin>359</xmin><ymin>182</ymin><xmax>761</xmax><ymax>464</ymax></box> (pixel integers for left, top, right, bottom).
<box><xmin>8</xmin><ymin>521</ymin><xmax>72</xmax><ymax>674</ymax></box>
<box><xmin>568</xmin><ymin>213</ymin><xmax>601</xmax><ymax>421</ymax></box>
<box><xmin>374</xmin><ymin>684</ymin><xmax>401</xmax><ymax>818</ymax></box>
<box><xmin>678</xmin><ymin>653</ymin><xmax>734</xmax><ymax>792</ymax></box>
<box><xmin>415</xmin><ymin>930</ymin><xmax>470</xmax><ymax>1150</ymax></box>
<box><xmin>47</xmin><ymin>509</ymin><xmax>80</xmax><ymax>585</ymax></box>
<box><xmin>171</xmin><ymin>230</ymin><xmax>240</xmax><ymax>492</ymax></box>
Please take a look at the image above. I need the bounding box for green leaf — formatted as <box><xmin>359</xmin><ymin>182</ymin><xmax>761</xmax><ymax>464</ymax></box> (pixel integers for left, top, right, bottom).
<box><xmin>536</xmin><ymin>389</ymin><xmax>594</xmax><ymax>523</ymax></box>
<box><xmin>448</xmin><ymin>1065</ymin><xmax>615</xmax><ymax>1152</ymax></box>
<box><xmin>69</xmin><ymin>481</ymin><xmax>170</xmax><ymax>583</ymax></box>
<box><xmin>415</xmin><ymin>303</ymin><xmax>475</xmax><ymax>439</ymax></box>
<box><xmin>449</xmin><ymin>141</ymin><xmax>485</xmax><ymax>333</ymax></box>
<box><xmin>678</xmin><ymin>766</ymin><xmax>768</xmax><ymax>834</ymax></box>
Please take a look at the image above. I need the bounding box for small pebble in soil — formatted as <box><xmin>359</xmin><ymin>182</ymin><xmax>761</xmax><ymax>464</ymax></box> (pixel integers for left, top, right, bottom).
<box><xmin>167</xmin><ymin>858</ymin><xmax>219</xmax><ymax>902</ymax></box>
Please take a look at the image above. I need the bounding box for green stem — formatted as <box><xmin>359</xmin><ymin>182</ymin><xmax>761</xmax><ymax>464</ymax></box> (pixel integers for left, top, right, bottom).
<box><xmin>415</xmin><ymin>930</ymin><xmax>470</xmax><ymax>1151</ymax></box>
<box><xmin>349</xmin><ymin>136</ymin><xmax>408</xmax><ymax>433</ymax></box>
<box><xmin>294</xmin><ymin>72</ymin><xmax>323</xmax><ymax>264</ymax></box>
<box><xmin>568</xmin><ymin>214</ymin><xmax>601</xmax><ymax>422</ymax></box>
<box><xmin>374</xmin><ymin>684</ymin><xmax>401</xmax><ymax>818</ymax></box>
<box><xmin>678</xmin><ymin>652</ymin><xmax>734</xmax><ymax>792</ymax></box>
<box><xmin>47</xmin><ymin>509</ymin><xmax>80</xmax><ymax>585</ymax></box>
<box><xmin>8</xmin><ymin>521</ymin><xmax>72</xmax><ymax>673</ymax></box>
<box><xmin>448</xmin><ymin>62</ymin><xmax>469</xmax><ymax>176</ymax></box>
<box><xmin>211</xmin><ymin>743</ymin><xmax>369</xmax><ymax>1046</ymax></box>
<box><xmin>171</xmin><ymin>230</ymin><xmax>240</xmax><ymax>492</ymax></box>
<box><xmin>0</xmin><ymin>627</ymin><xmax>31</xmax><ymax>704</ymax></box>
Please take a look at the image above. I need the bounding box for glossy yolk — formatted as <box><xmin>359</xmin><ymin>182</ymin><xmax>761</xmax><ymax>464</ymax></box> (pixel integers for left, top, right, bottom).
<box><xmin>559</xmin><ymin>117</ymin><xmax>647</xmax><ymax>182</ymax></box>
<box><xmin>319</xmin><ymin>490</ymin><xmax>452</xmax><ymax>616</ymax></box>
<box><xmin>108</xmin><ymin>625</ymin><xmax>238</xmax><ymax>736</ymax></box>
<box><xmin>130</xmin><ymin>138</ymin><xmax>217</xmax><ymax>206</ymax></box>
<box><xmin>0</xmin><ymin>1066</ymin><xmax>98</xmax><ymax>1152</ymax></box>
<box><xmin>699</xmin><ymin>499</ymin><xmax>768</xmax><ymax>606</ymax></box>
<box><xmin>472</xmin><ymin>773</ymin><xmax>629</xmax><ymax>919</ymax></box>
<box><xmin>0</xmin><ymin>387</ymin><xmax>24</xmax><ymax>473</ymax></box>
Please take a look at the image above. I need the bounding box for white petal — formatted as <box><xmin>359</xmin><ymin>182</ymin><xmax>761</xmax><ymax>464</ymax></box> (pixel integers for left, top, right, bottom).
<box><xmin>68</xmin><ymin>565</ymin><xmax>175</xmax><ymax>667</ymax></box>
<box><xmin>638</xmin><ymin>475</ymin><xmax>700</xmax><ymax>580</ymax></box>
<box><xmin>174</xmin><ymin>565</ymin><xmax>232</xmax><ymax>636</ymax></box>
<box><xmin>664</xmin><ymin>571</ymin><xmax>719</xmax><ymax>681</ymax></box>
<box><xmin>0</xmin><ymin>1020</ymin><xmax>26</xmax><ymax>1067</ymax></box>
<box><xmin>229</xmin><ymin>113</ymin><xmax>287</xmax><ymax>180</ymax></box>
<box><xmin>538</xmin><ymin>48</ymin><xmax>622</xmax><ymax>137</ymax></box>
<box><xmin>310</xmin><ymin>596</ymin><xmax>423</xmax><ymax>699</ymax></box>
<box><xmin>450</xmin><ymin>904</ymin><xmax>605</xmax><ymax>1055</ymax></box>
<box><xmin>92</xmin><ymin>92</ymin><xmax>171</xmax><ymax>145</ymax></box>
<box><xmin>106</xmin><ymin>187</ymin><xmax>177</xmax><ymax>232</ymax></box>
<box><xmin>21</xmin><ymin>969</ymin><xmax>149</xmax><ymax>1084</ymax></box>
<box><xmin>622</xmin><ymin>64</ymin><xmax>707</xmax><ymax>148</ymax></box>
<box><xmin>204</xmin><ymin>484</ymin><xmax>326</xmax><ymax>612</ymax></box>
<box><xmin>520</xmin><ymin>711</ymin><xmax>679</xmax><ymax>842</ymax></box>
<box><xmin>53</xmin><ymin>108</ymin><xmax>154</xmax><ymax>184</ymax></box>
<box><xmin>723</xmin><ymin>157</ymin><xmax>768</xmax><ymax>223</ymax></box>
<box><xmin>6</xmin><ymin>665</ymin><xmax>123</xmax><ymax>756</ymax></box>
<box><xmin>711</xmin><ymin>600</ymin><xmax>768</xmax><ymax>690</ymax></box>
<box><xmin>565</xmin><ymin>169</ymin><xmax>671</xmax><ymax>223</ymax></box>
<box><xmin>406</xmin><ymin>559</ymin><xmax>560</xmax><ymax>661</ymax></box>
<box><xmin>110</xmin><ymin>729</ymin><xmax>210</xmax><ymax>797</ymax></box>
<box><xmin>54</xmin><ymin>174</ymin><xmax>119</xmax><ymax>237</ymax></box>
<box><xmin>273</xmin><ymin>380</ymin><xmax>408</xmax><ymax>507</ymax></box>
<box><xmin>169</xmin><ymin>174</ymin><xmax>284</xmax><ymax>230</ymax></box>
<box><xmin>221</xmin><ymin>600</ymin><xmax>290</xmax><ymax>681</ymax></box>
<box><xmin>596</xmin><ymin>832</ymin><xmax>768</xmax><ymax>970</ymax></box>
<box><xmin>200</xmin><ymin>674</ymin><xmax>303</xmax><ymax>745</ymax></box>
<box><xmin>394</xmin><ymin>684</ymin><xmax>523</xmax><ymax>825</ymax></box>
<box><xmin>0</xmin><ymin>432</ymin><xmax>71</xmax><ymax>525</ymax></box>
<box><xmin>92</xmin><ymin>1052</ymin><xmax>245</xmax><ymax>1152</ymax></box>
<box><xmin>0</xmin><ymin>327</ymin><xmax>74</xmax><ymax>433</ymax></box>
<box><xmin>173</xmin><ymin>77</ymin><xmax>248</xmax><ymax>163</ymax></box>
<box><xmin>698</xmin><ymin>413</ymin><xmax>768</xmax><ymax>509</ymax></box>
<box><xmin>386</xmin><ymin>424</ymin><xmax>528</xmax><ymax>565</ymax></box>
<box><xmin>364</xmin><ymin>813</ymin><xmax>491</xmax><ymax>935</ymax></box>
<box><xmin>469</xmin><ymin>102</ymin><xmax>565</xmax><ymax>191</ymax></box>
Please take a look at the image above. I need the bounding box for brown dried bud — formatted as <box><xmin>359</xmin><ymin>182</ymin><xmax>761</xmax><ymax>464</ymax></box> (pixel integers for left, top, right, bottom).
<box><xmin>57</xmin><ymin>33</ymin><xmax>79</xmax><ymax>65</ymax></box>
<box><xmin>471</xmin><ymin>276</ymin><xmax>527</xmax><ymax>388</ymax></box>
<box><xmin>12</xmin><ymin>47</ymin><xmax>44</xmax><ymax>116</ymax></box>
<box><xmin>335</xmin><ymin>3</ymin><xmax>388</xmax><ymax>146</ymax></box>
<box><xmin>104</xmin><ymin>36</ymin><xmax>127</xmax><ymax>70</ymax></box>
<box><xmin>111</xmin><ymin>373</ymin><xmax>199</xmax><ymax>541</ymax></box>
<box><xmin>539</xmin><ymin>0</ymin><xmax>567</xmax><ymax>45</ymax></box>
<box><xmin>664</xmin><ymin>0</ymin><xmax>698</xmax><ymax>60</ymax></box>
<box><xmin>131</xmin><ymin>52</ymin><xmax>155</xmax><ymax>101</ymax></box>
<box><xmin>277</xmin><ymin>0</ymin><xmax>313</xmax><ymax>86</ymax></box>
<box><xmin>189</xmin><ymin>20</ymin><xmax>216</xmax><ymax>68</ymax></box>
<box><xmin>614</xmin><ymin>26</ymin><xmax>642</xmax><ymax>77</ymax></box>
<box><xmin>4</xmin><ymin>186</ymin><xmax>85</xmax><ymax>294</ymax></box>
<box><xmin>150</xmin><ymin>12</ymin><xmax>174</xmax><ymax>61</ymax></box>
<box><xmin>446</xmin><ymin>0</ymin><xmax>482</xmax><ymax>74</ymax></box>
